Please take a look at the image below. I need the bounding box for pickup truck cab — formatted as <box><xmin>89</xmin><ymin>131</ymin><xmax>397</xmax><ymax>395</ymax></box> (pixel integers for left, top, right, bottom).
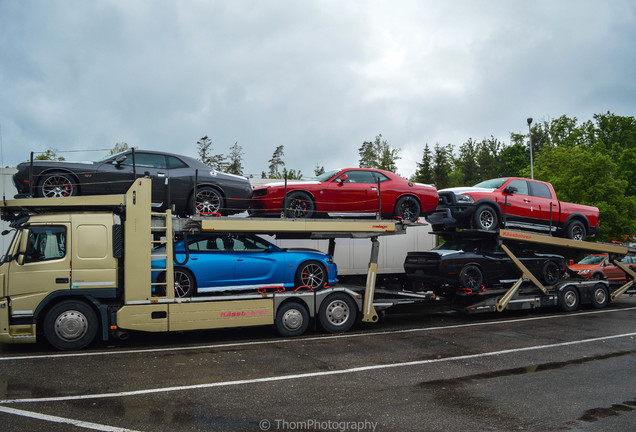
<box><xmin>426</xmin><ymin>177</ymin><xmax>600</xmax><ymax>241</ymax></box>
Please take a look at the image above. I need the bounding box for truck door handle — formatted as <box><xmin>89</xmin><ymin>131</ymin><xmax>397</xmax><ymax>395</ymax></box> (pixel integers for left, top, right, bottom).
<box><xmin>523</xmin><ymin>199</ymin><xmax>531</xmax><ymax>203</ymax></box>
<box><xmin>56</xmin><ymin>278</ymin><xmax>69</xmax><ymax>284</ymax></box>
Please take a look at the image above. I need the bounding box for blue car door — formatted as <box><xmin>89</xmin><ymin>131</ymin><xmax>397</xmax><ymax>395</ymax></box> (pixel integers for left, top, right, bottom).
<box><xmin>183</xmin><ymin>235</ymin><xmax>236</xmax><ymax>291</ymax></box>
<box><xmin>229</xmin><ymin>234</ymin><xmax>285</xmax><ymax>288</ymax></box>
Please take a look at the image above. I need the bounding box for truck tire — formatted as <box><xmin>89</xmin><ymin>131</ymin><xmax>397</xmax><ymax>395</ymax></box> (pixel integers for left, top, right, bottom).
<box><xmin>590</xmin><ymin>284</ymin><xmax>609</xmax><ymax>309</ymax></box>
<box><xmin>559</xmin><ymin>286</ymin><xmax>580</xmax><ymax>312</ymax></box>
<box><xmin>318</xmin><ymin>293</ymin><xmax>358</xmax><ymax>333</ymax></box>
<box><xmin>275</xmin><ymin>301</ymin><xmax>310</xmax><ymax>337</ymax></box>
<box><xmin>566</xmin><ymin>220</ymin><xmax>586</xmax><ymax>241</ymax></box>
<box><xmin>473</xmin><ymin>204</ymin><xmax>499</xmax><ymax>231</ymax></box>
<box><xmin>43</xmin><ymin>300</ymin><xmax>98</xmax><ymax>350</ymax></box>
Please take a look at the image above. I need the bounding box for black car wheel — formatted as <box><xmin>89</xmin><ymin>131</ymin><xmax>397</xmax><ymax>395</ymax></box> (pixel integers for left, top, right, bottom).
<box><xmin>275</xmin><ymin>301</ymin><xmax>310</xmax><ymax>337</ymax></box>
<box><xmin>566</xmin><ymin>220</ymin><xmax>586</xmax><ymax>241</ymax></box>
<box><xmin>459</xmin><ymin>265</ymin><xmax>483</xmax><ymax>290</ymax></box>
<box><xmin>590</xmin><ymin>284</ymin><xmax>609</xmax><ymax>309</ymax></box>
<box><xmin>542</xmin><ymin>261</ymin><xmax>562</xmax><ymax>285</ymax></box>
<box><xmin>295</xmin><ymin>261</ymin><xmax>326</xmax><ymax>289</ymax></box>
<box><xmin>191</xmin><ymin>187</ymin><xmax>224</xmax><ymax>214</ymax></box>
<box><xmin>39</xmin><ymin>172</ymin><xmax>77</xmax><ymax>198</ymax></box>
<box><xmin>394</xmin><ymin>195</ymin><xmax>421</xmax><ymax>222</ymax></box>
<box><xmin>285</xmin><ymin>191</ymin><xmax>315</xmax><ymax>218</ymax></box>
<box><xmin>473</xmin><ymin>204</ymin><xmax>499</xmax><ymax>231</ymax></box>
<box><xmin>43</xmin><ymin>300</ymin><xmax>98</xmax><ymax>350</ymax></box>
<box><xmin>174</xmin><ymin>268</ymin><xmax>196</xmax><ymax>298</ymax></box>
<box><xmin>318</xmin><ymin>293</ymin><xmax>358</xmax><ymax>333</ymax></box>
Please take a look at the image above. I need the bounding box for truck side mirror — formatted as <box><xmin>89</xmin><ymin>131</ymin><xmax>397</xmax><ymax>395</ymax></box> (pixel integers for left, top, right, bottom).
<box><xmin>503</xmin><ymin>186</ymin><xmax>518</xmax><ymax>195</ymax></box>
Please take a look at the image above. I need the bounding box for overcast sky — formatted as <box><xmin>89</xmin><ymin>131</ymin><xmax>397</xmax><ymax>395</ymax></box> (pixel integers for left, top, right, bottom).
<box><xmin>1</xmin><ymin>0</ymin><xmax>635</xmax><ymax>178</ymax></box>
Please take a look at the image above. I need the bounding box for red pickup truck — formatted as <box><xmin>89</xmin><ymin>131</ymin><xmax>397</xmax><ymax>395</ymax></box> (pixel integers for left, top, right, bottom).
<box><xmin>426</xmin><ymin>177</ymin><xmax>600</xmax><ymax>241</ymax></box>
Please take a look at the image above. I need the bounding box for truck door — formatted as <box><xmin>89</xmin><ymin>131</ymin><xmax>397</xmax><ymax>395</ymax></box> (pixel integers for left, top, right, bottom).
<box><xmin>499</xmin><ymin>179</ymin><xmax>533</xmax><ymax>226</ymax></box>
<box><xmin>6</xmin><ymin>224</ymin><xmax>71</xmax><ymax>315</ymax></box>
<box><xmin>528</xmin><ymin>180</ymin><xmax>560</xmax><ymax>230</ymax></box>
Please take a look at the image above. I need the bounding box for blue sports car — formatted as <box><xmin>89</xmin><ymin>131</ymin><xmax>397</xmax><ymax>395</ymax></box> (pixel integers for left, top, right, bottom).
<box><xmin>152</xmin><ymin>232</ymin><xmax>338</xmax><ymax>297</ymax></box>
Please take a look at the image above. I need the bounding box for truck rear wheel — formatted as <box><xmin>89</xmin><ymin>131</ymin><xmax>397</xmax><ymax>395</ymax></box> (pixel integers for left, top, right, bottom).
<box><xmin>560</xmin><ymin>286</ymin><xmax>580</xmax><ymax>312</ymax></box>
<box><xmin>275</xmin><ymin>301</ymin><xmax>309</xmax><ymax>337</ymax></box>
<box><xmin>590</xmin><ymin>284</ymin><xmax>609</xmax><ymax>309</ymax></box>
<box><xmin>566</xmin><ymin>220</ymin><xmax>586</xmax><ymax>241</ymax></box>
<box><xmin>319</xmin><ymin>293</ymin><xmax>358</xmax><ymax>333</ymax></box>
<box><xmin>43</xmin><ymin>300</ymin><xmax>98</xmax><ymax>350</ymax></box>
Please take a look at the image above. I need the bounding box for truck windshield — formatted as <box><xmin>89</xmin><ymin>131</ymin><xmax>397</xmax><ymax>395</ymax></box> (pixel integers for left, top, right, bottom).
<box><xmin>473</xmin><ymin>178</ymin><xmax>509</xmax><ymax>189</ymax></box>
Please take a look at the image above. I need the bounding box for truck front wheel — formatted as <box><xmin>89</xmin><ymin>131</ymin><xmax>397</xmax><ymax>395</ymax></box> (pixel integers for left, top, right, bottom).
<box><xmin>43</xmin><ymin>300</ymin><xmax>98</xmax><ymax>350</ymax></box>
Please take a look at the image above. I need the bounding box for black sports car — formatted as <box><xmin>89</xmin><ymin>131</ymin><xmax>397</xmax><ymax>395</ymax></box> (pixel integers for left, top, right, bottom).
<box><xmin>404</xmin><ymin>238</ymin><xmax>566</xmax><ymax>295</ymax></box>
<box><xmin>13</xmin><ymin>150</ymin><xmax>252</xmax><ymax>215</ymax></box>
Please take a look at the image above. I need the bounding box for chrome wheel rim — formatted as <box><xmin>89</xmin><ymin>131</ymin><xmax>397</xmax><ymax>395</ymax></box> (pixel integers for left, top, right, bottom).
<box><xmin>54</xmin><ymin>310</ymin><xmax>88</xmax><ymax>341</ymax></box>
<box><xmin>300</xmin><ymin>263</ymin><xmax>325</xmax><ymax>289</ymax></box>
<box><xmin>174</xmin><ymin>270</ymin><xmax>192</xmax><ymax>297</ymax></box>
<box><xmin>42</xmin><ymin>175</ymin><xmax>74</xmax><ymax>197</ymax></box>
<box><xmin>196</xmin><ymin>190</ymin><xmax>221</xmax><ymax>213</ymax></box>
<box><xmin>324</xmin><ymin>300</ymin><xmax>350</xmax><ymax>327</ymax></box>
<box><xmin>282</xmin><ymin>309</ymin><xmax>304</xmax><ymax>331</ymax></box>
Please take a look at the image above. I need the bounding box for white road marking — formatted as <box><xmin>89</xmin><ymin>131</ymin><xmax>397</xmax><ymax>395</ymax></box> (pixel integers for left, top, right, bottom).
<box><xmin>0</xmin><ymin>405</ymin><xmax>140</xmax><ymax>431</ymax></box>
<box><xmin>1</xmin><ymin>305</ymin><xmax>635</xmax><ymax>362</ymax></box>
<box><xmin>1</xmin><ymin>332</ymin><xmax>635</xmax><ymax>405</ymax></box>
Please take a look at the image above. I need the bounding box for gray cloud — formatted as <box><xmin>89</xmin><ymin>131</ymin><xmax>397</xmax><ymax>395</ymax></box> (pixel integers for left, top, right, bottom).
<box><xmin>1</xmin><ymin>0</ymin><xmax>634</xmax><ymax>178</ymax></box>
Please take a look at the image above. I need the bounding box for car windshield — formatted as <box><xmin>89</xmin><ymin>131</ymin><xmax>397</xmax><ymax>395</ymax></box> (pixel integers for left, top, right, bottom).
<box><xmin>578</xmin><ymin>255</ymin><xmax>607</xmax><ymax>265</ymax></box>
<box><xmin>96</xmin><ymin>151</ymin><xmax>128</xmax><ymax>162</ymax></box>
<box><xmin>312</xmin><ymin>170</ymin><xmax>341</xmax><ymax>182</ymax></box>
<box><xmin>473</xmin><ymin>178</ymin><xmax>509</xmax><ymax>189</ymax></box>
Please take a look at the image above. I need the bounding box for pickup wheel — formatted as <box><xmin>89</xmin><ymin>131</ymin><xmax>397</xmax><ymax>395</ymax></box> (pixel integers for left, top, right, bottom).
<box><xmin>275</xmin><ymin>301</ymin><xmax>310</xmax><ymax>337</ymax></box>
<box><xmin>319</xmin><ymin>293</ymin><xmax>358</xmax><ymax>333</ymax></box>
<box><xmin>43</xmin><ymin>300</ymin><xmax>98</xmax><ymax>350</ymax></box>
<box><xmin>566</xmin><ymin>220</ymin><xmax>586</xmax><ymax>241</ymax></box>
<box><xmin>560</xmin><ymin>286</ymin><xmax>580</xmax><ymax>312</ymax></box>
<box><xmin>473</xmin><ymin>204</ymin><xmax>499</xmax><ymax>231</ymax></box>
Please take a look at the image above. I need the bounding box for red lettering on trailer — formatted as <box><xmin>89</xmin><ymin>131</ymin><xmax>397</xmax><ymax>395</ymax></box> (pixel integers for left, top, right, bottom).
<box><xmin>220</xmin><ymin>310</ymin><xmax>268</xmax><ymax>318</ymax></box>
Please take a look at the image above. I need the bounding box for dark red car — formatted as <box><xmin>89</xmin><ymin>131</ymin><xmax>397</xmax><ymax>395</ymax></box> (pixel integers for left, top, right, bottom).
<box><xmin>250</xmin><ymin>168</ymin><xmax>439</xmax><ymax>222</ymax></box>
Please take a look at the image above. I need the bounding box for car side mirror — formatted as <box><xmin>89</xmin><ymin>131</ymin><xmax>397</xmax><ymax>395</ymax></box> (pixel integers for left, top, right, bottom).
<box><xmin>337</xmin><ymin>174</ymin><xmax>348</xmax><ymax>185</ymax></box>
<box><xmin>503</xmin><ymin>186</ymin><xmax>518</xmax><ymax>195</ymax></box>
<box><xmin>114</xmin><ymin>155</ymin><xmax>127</xmax><ymax>167</ymax></box>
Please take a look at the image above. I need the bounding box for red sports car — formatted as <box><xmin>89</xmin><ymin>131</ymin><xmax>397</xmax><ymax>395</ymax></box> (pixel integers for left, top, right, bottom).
<box><xmin>250</xmin><ymin>168</ymin><xmax>439</xmax><ymax>222</ymax></box>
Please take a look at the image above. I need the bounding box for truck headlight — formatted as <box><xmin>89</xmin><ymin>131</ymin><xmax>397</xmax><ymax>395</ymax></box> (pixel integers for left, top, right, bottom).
<box><xmin>456</xmin><ymin>194</ymin><xmax>474</xmax><ymax>203</ymax></box>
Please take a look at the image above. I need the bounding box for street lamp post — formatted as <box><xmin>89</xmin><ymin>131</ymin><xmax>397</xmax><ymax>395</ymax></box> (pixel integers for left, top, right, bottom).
<box><xmin>527</xmin><ymin>117</ymin><xmax>534</xmax><ymax>179</ymax></box>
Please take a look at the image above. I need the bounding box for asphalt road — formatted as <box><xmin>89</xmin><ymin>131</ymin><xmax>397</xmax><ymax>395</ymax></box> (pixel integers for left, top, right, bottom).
<box><xmin>1</xmin><ymin>297</ymin><xmax>635</xmax><ymax>432</ymax></box>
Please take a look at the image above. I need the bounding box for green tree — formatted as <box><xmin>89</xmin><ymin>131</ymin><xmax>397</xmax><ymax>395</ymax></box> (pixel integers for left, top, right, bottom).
<box><xmin>34</xmin><ymin>149</ymin><xmax>65</xmax><ymax>161</ymax></box>
<box><xmin>358</xmin><ymin>134</ymin><xmax>400</xmax><ymax>172</ymax></box>
<box><xmin>431</xmin><ymin>143</ymin><xmax>453</xmax><ymax>189</ymax></box>
<box><xmin>314</xmin><ymin>164</ymin><xmax>325</xmax><ymax>176</ymax></box>
<box><xmin>109</xmin><ymin>142</ymin><xmax>130</xmax><ymax>156</ymax></box>
<box><xmin>499</xmin><ymin>140</ymin><xmax>528</xmax><ymax>177</ymax></box>
<box><xmin>226</xmin><ymin>142</ymin><xmax>244</xmax><ymax>176</ymax></box>
<box><xmin>268</xmin><ymin>145</ymin><xmax>285</xmax><ymax>178</ymax></box>
<box><xmin>531</xmin><ymin>145</ymin><xmax>636</xmax><ymax>241</ymax></box>
<box><xmin>197</xmin><ymin>136</ymin><xmax>225</xmax><ymax>170</ymax></box>
<box><xmin>454</xmin><ymin>139</ymin><xmax>480</xmax><ymax>185</ymax></box>
<box><xmin>476</xmin><ymin>136</ymin><xmax>504</xmax><ymax>179</ymax></box>
<box><xmin>411</xmin><ymin>143</ymin><xmax>433</xmax><ymax>184</ymax></box>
